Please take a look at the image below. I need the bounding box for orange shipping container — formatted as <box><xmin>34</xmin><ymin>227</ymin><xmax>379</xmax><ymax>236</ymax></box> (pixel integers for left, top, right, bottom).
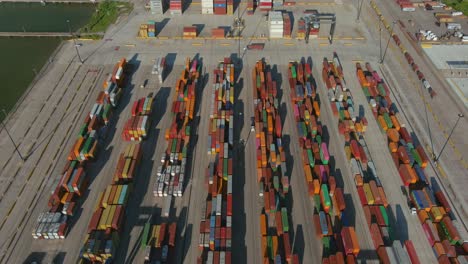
<box><xmin>390</xmin><ymin>115</ymin><xmax>401</xmax><ymax>130</ymax></box>
<box><xmin>260</xmin><ymin>214</ymin><xmax>267</xmax><ymax>236</ymax></box>
<box><xmin>387</xmin><ymin>128</ymin><xmax>400</xmax><ymax>143</ymax></box>
<box><xmin>389</xmin><ymin>142</ymin><xmax>398</xmax><ymax>153</ymax></box>
<box><xmin>304</xmin><ymin>165</ymin><xmax>313</xmax><ymax>183</ymax></box>
<box><xmin>378</xmin><ymin>187</ymin><xmax>389</xmax><ymax>207</ymax></box>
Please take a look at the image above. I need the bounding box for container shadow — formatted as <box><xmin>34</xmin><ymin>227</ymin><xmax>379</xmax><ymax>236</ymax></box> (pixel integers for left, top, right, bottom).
<box><xmin>164</xmin><ymin>53</ymin><xmax>177</xmax><ymax>81</ymax></box>
<box><xmin>22</xmin><ymin>252</ymin><xmax>46</xmax><ymax>264</ymax></box>
<box><xmin>177</xmin><ymin>206</ymin><xmax>192</xmax><ymax>263</ymax></box>
<box><xmin>293</xmin><ymin>224</ymin><xmax>305</xmax><ymax>263</ymax></box>
<box><xmin>395</xmin><ymin>204</ymin><xmax>409</xmax><ymax>243</ymax></box>
<box><xmin>192</xmin><ymin>24</ymin><xmax>205</xmax><ymax>36</ymax></box>
<box><xmin>156</xmin><ymin>18</ymin><xmax>170</xmax><ymax>37</ymax></box>
<box><xmin>52</xmin><ymin>251</ymin><xmax>66</xmax><ymax>264</ymax></box>
<box><xmin>343</xmin><ymin>193</ymin><xmax>356</xmax><ymax>227</ymax></box>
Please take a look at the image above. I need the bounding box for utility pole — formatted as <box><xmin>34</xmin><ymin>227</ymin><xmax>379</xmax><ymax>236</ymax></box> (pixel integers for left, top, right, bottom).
<box><xmin>67</xmin><ymin>19</ymin><xmax>84</xmax><ymax>64</ymax></box>
<box><xmin>434</xmin><ymin>113</ymin><xmax>464</xmax><ymax>164</ymax></box>
<box><xmin>380</xmin><ymin>21</ymin><xmax>397</xmax><ymax>64</ymax></box>
<box><xmin>356</xmin><ymin>0</ymin><xmax>364</xmax><ymax>22</ymax></box>
<box><xmin>421</xmin><ymin>84</ymin><xmax>435</xmax><ymax>160</ymax></box>
<box><xmin>1</xmin><ymin>109</ymin><xmax>25</xmax><ymax>161</ymax></box>
<box><xmin>379</xmin><ymin>17</ymin><xmax>382</xmax><ymax>61</ymax></box>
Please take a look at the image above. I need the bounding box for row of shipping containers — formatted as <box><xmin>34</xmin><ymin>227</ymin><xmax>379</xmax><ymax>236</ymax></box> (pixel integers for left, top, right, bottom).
<box><xmin>141</xmin><ymin>222</ymin><xmax>177</xmax><ymax>262</ymax></box>
<box><xmin>252</xmin><ymin>59</ymin><xmax>299</xmax><ymax>263</ymax></box>
<box><xmin>321</xmin><ymin>53</ymin><xmax>422</xmax><ymax>263</ymax></box>
<box><xmin>80</xmin><ymin>140</ymin><xmax>142</xmax><ymax>262</ymax></box>
<box><xmin>32</xmin><ymin>59</ymin><xmax>128</xmax><ymax>240</ymax></box>
<box><xmin>153</xmin><ymin>57</ymin><xmax>200</xmax><ymax>198</ymax></box>
<box><xmin>287</xmin><ymin>60</ymin><xmax>359</xmax><ymax>263</ymax></box>
<box><xmin>197</xmin><ymin>58</ymin><xmax>235</xmax><ymax>264</ymax></box>
<box><xmin>355</xmin><ymin>61</ymin><xmax>468</xmax><ymax>263</ymax></box>
<box><xmin>121</xmin><ymin>95</ymin><xmax>153</xmax><ymax>141</ymax></box>
<box><xmin>370</xmin><ymin>0</ymin><xmax>436</xmax><ymax>98</ymax></box>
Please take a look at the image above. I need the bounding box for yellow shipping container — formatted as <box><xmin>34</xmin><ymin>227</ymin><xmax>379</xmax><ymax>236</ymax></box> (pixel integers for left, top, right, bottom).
<box><xmin>114</xmin><ymin>185</ymin><xmax>123</xmax><ymax>205</ymax></box>
<box><xmin>122</xmin><ymin>158</ymin><xmax>131</xmax><ymax>178</ymax></box>
<box><xmin>102</xmin><ymin>187</ymin><xmax>111</xmax><ymax>208</ymax></box>
<box><xmin>99</xmin><ymin>206</ymin><xmax>111</xmax><ymax>230</ymax></box>
<box><xmin>106</xmin><ymin>205</ymin><xmax>116</xmax><ymax>229</ymax></box>
<box><xmin>363</xmin><ymin>183</ymin><xmax>375</xmax><ymax>205</ymax></box>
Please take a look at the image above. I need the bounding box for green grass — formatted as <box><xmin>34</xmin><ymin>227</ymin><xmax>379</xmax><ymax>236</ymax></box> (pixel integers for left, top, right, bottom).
<box><xmin>81</xmin><ymin>1</ymin><xmax>133</xmax><ymax>33</ymax></box>
<box><xmin>443</xmin><ymin>0</ymin><xmax>468</xmax><ymax>16</ymax></box>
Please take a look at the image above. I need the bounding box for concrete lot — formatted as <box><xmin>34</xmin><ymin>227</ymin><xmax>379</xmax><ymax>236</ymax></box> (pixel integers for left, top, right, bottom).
<box><xmin>0</xmin><ymin>0</ymin><xmax>465</xmax><ymax>263</ymax></box>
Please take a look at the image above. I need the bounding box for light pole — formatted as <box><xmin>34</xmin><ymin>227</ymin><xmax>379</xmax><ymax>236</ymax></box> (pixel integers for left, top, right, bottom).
<box><xmin>356</xmin><ymin>0</ymin><xmax>364</xmax><ymax>22</ymax></box>
<box><xmin>434</xmin><ymin>113</ymin><xmax>464</xmax><ymax>164</ymax></box>
<box><xmin>379</xmin><ymin>17</ymin><xmax>382</xmax><ymax>61</ymax></box>
<box><xmin>421</xmin><ymin>83</ymin><xmax>435</xmax><ymax>159</ymax></box>
<box><xmin>1</xmin><ymin>109</ymin><xmax>25</xmax><ymax>161</ymax></box>
<box><xmin>66</xmin><ymin>19</ymin><xmax>84</xmax><ymax>63</ymax></box>
<box><xmin>380</xmin><ymin>21</ymin><xmax>397</xmax><ymax>64</ymax></box>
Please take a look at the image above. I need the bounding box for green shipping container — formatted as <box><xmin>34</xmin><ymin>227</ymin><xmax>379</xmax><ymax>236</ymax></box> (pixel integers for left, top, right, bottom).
<box><xmin>291</xmin><ymin>66</ymin><xmax>297</xmax><ymax>79</ymax></box>
<box><xmin>383</xmin><ymin>113</ymin><xmax>393</xmax><ymax>129</ymax></box>
<box><xmin>118</xmin><ymin>184</ymin><xmax>128</xmax><ymax>205</ymax></box>
<box><xmin>141</xmin><ymin>222</ymin><xmax>150</xmax><ymax>248</ymax></box>
<box><xmin>322</xmin><ymin>236</ymin><xmax>331</xmax><ymax>255</ymax></box>
<box><xmin>274</xmin><ymin>98</ymin><xmax>279</xmax><ymax>109</ymax></box>
<box><xmin>78</xmin><ymin>124</ymin><xmax>88</xmax><ymax>138</ymax></box>
<box><xmin>301</xmin><ymin>122</ymin><xmax>307</xmax><ymax>137</ymax></box>
<box><xmin>314</xmin><ymin>195</ymin><xmax>321</xmax><ymax>211</ymax></box>
<box><xmin>273</xmin><ymin>175</ymin><xmax>280</xmax><ymax>190</ymax></box>
<box><xmin>262</xmin><ymin>110</ymin><xmax>267</xmax><ymax>123</ymax></box>
<box><xmin>411</xmin><ymin>148</ymin><xmax>422</xmax><ymax>167</ymax></box>
<box><xmin>281</xmin><ymin>208</ymin><xmax>289</xmax><ymax>233</ymax></box>
<box><xmin>339</xmin><ymin>110</ymin><xmax>345</xmax><ymax>121</ymax></box>
<box><xmin>223</xmin><ymin>158</ymin><xmax>228</xmax><ymax>179</ymax></box>
<box><xmin>256</xmin><ymin>75</ymin><xmax>261</xmax><ymax>88</ymax></box>
<box><xmin>171</xmin><ymin>139</ymin><xmax>177</xmax><ymax>153</ymax></box>
<box><xmin>379</xmin><ymin>206</ymin><xmax>389</xmax><ymax>226</ymax></box>
<box><xmin>377</xmin><ymin>83</ymin><xmax>386</xmax><ymax>96</ymax></box>
<box><xmin>321</xmin><ymin>184</ymin><xmax>331</xmax><ymax>208</ymax></box>
<box><xmin>185</xmin><ymin>125</ymin><xmax>191</xmax><ymax>136</ymax></box>
<box><xmin>362</xmin><ymin>87</ymin><xmax>371</xmax><ymax>98</ymax></box>
<box><xmin>267</xmin><ymin>236</ymin><xmax>273</xmax><ymax>259</ymax></box>
<box><xmin>182</xmin><ymin>145</ymin><xmax>188</xmax><ymax>158</ymax></box>
<box><xmin>316</xmin><ymin>135</ymin><xmax>322</xmax><ymax>145</ymax></box>
<box><xmin>307</xmin><ymin>149</ymin><xmax>314</xmax><ymax>167</ymax></box>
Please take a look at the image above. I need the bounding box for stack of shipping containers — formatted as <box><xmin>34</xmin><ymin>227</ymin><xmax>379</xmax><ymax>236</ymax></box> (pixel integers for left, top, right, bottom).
<box><xmin>356</xmin><ymin>62</ymin><xmax>467</xmax><ymax>263</ymax></box>
<box><xmin>252</xmin><ymin>60</ymin><xmax>299</xmax><ymax>263</ymax></box>
<box><xmin>80</xmin><ymin>96</ymin><xmax>147</xmax><ymax>261</ymax></box>
<box><xmin>151</xmin><ymin>56</ymin><xmax>166</xmax><ymax>83</ymax></box>
<box><xmin>272</xmin><ymin>0</ymin><xmax>282</xmax><ymax>7</ymax></box>
<box><xmin>296</xmin><ymin>18</ymin><xmax>306</xmax><ymax>39</ymax></box>
<box><xmin>268</xmin><ymin>11</ymin><xmax>283</xmax><ymax>39</ymax></box>
<box><xmin>321</xmin><ymin>53</ymin><xmax>420</xmax><ymax>263</ymax></box>
<box><xmin>121</xmin><ymin>95</ymin><xmax>153</xmax><ymax>141</ymax></box>
<box><xmin>201</xmin><ymin>0</ymin><xmax>213</xmax><ymax>14</ymax></box>
<box><xmin>246</xmin><ymin>0</ymin><xmax>255</xmax><ymax>15</ymax></box>
<box><xmin>183</xmin><ymin>26</ymin><xmax>197</xmax><ymax>39</ymax></box>
<box><xmin>32</xmin><ymin>59</ymin><xmax>127</xmax><ymax>240</ymax></box>
<box><xmin>153</xmin><ymin>57</ymin><xmax>199</xmax><ymax>198</ymax></box>
<box><xmin>213</xmin><ymin>0</ymin><xmax>227</xmax><ymax>15</ymax></box>
<box><xmin>282</xmin><ymin>13</ymin><xmax>291</xmax><ymax>39</ymax></box>
<box><xmin>148</xmin><ymin>21</ymin><xmax>156</xmax><ymax>38</ymax></box>
<box><xmin>226</xmin><ymin>0</ymin><xmax>233</xmax><ymax>15</ymax></box>
<box><xmin>150</xmin><ymin>0</ymin><xmax>164</xmax><ymax>15</ymax></box>
<box><xmin>287</xmin><ymin>60</ymin><xmax>359</xmax><ymax>262</ymax></box>
<box><xmin>139</xmin><ymin>24</ymin><xmax>148</xmax><ymax>38</ymax></box>
<box><xmin>211</xmin><ymin>28</ymin><xmax>225</xmax><ymax>39</ymax></box>
<box><xmin>169</xmin><ymin>0</ymin><xmax>183</xmax><ymax>15</ymax></box>
<box><xmin>258</xmin><ymin>0</ymin><xmax>272</xmax><ymax>11</ymax></box>
<box><xmin>197</xmin><ymin>58</ymin><xmax>234</xmax><ymax>264</ymax></box>
<box><xmin>141</xmin><ymin>222</ymin><xmax>178</xmax><ymax>262</ymax></box>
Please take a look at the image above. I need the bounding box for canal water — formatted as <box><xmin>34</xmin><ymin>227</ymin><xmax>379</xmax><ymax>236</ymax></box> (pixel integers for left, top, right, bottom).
<box><xmin>0</xmin><ymin>2</ymin><xmax>95</xmax><ymax>121</ymax></box>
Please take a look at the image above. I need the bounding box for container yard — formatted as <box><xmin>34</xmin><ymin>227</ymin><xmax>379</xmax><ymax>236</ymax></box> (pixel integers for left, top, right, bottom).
<box><xmin>0</xmin><ymin>0</ymin><xmax>467</xmax><ymax>263</ymax></box>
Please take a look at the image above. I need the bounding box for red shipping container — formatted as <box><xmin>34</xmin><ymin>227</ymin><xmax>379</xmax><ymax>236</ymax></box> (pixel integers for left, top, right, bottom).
<box><xmin>404</xmin><ymin>240</ymin><xmax>421</xmax><ymax>264</ymax></box>
<box><xmin>357</xmin><ymin>186</ymin><xmax>367</xmax><ymax>206</ymax></box>
<box><xmin>227</xmin><ymin>194</ymin><xmax>232</xmax><ymax>216</ymax></box>
<box><xmin>370</xmin><ymin>223</ymin><xmax>384</xmax><ymax>248</ymax></box>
